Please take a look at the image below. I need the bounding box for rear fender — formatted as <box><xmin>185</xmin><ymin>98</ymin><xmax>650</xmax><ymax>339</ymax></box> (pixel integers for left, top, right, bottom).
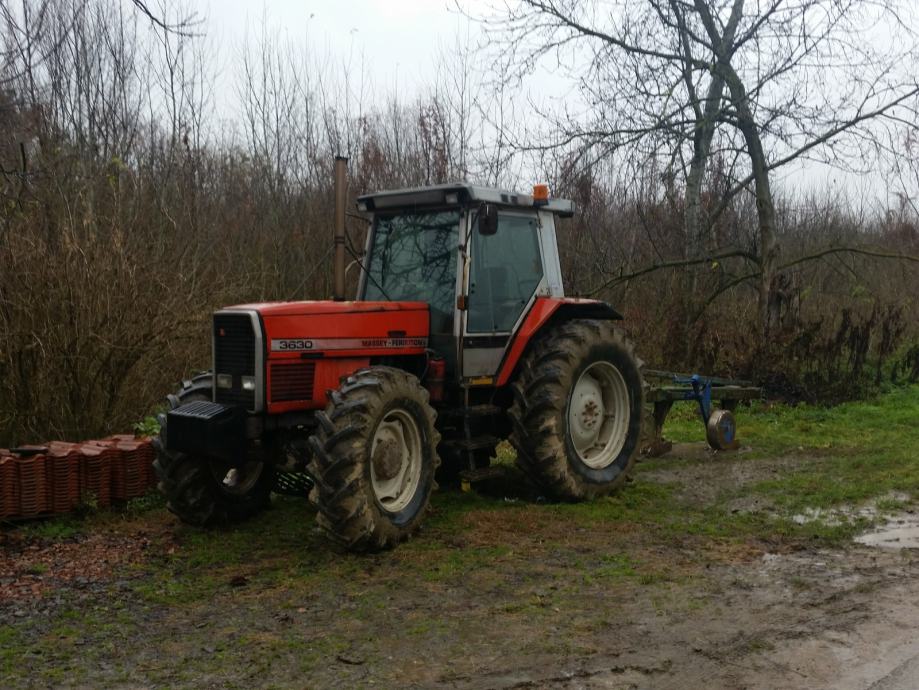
<box><xmin>495</xmin><ymin>297</ymin><xmax>622</xmax><ymax>387</ymax></box>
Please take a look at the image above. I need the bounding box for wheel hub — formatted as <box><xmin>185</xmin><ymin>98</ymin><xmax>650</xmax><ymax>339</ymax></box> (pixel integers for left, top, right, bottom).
<box><xmin>372</xmin><ymin>437</ymin><xmax>402</xmax><ymax>480</ymax></box>
<box><xmin>580</xmin><ymin>399</ymin><xmax>601</xmax><ymax>429</ymax></box>
<box><xmin>370</xmin><ymin>408</ymin><xmax>423</xmax><ymax>513</ymax></box>
<box><xmin>567</xmin><ymin>361</ymin><xmax>631</xmax><ymax>470</ymax></box>
<box><xmin>570</xmin><ymin>374</ymin><xmax>604</xmax><ymax>445</ymax></box>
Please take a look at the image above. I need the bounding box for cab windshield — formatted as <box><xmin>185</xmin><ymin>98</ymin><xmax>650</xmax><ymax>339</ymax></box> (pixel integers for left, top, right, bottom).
<box><xmin>363</xmin><ymin>210</ymin><xmax>460</xmax><ymax>332</ymax></box>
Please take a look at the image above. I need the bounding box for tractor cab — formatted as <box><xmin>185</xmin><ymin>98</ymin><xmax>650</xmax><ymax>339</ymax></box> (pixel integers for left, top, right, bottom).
<box><xmin>356</xmin><ymin>183</ymin><xmax>573</xmax><ymax>383</ymax></box>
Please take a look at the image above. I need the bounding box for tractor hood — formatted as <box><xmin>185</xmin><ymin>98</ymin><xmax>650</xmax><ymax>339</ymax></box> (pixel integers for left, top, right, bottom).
<box><xmin>233</xmin><ymin>300</ymin><xmax>427</xmax><ymax>318</ymax></box>
<box><xmin>225</xmin><ymin>300</ymin><xmax>431</xmax><ymax>357</ymax></box>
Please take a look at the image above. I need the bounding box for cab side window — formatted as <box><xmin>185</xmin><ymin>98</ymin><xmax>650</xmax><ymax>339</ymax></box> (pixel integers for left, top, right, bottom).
<box><xmin>467</xmin><ymin>214</ymin><xmax>543</xmax><ymax>333</ymax></box>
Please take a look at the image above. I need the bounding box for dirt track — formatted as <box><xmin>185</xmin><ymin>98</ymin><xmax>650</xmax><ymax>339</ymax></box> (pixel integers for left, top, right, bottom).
<box><xmin>2</xmin><ymin>442</ymin><xmax>919</xmax><ymax>689</ymax></box>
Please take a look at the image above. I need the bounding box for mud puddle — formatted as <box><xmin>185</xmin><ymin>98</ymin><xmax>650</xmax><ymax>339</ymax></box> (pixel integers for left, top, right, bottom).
<box><xmin>790</xmin><ymin>495</ymin><xmax>919</xmax><ymax>550</ymax></box>
<box><xmin>855</xmin><ymin>514</ymin><xmax>919</xmax><ymax>549</ymax></box>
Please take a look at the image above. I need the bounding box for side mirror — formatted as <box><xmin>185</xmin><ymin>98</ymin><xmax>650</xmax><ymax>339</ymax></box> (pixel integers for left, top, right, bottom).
<box><xmin>478</xmin><ymin>203</ymin><xmax>498</xmax><ymax>236</ymax></box>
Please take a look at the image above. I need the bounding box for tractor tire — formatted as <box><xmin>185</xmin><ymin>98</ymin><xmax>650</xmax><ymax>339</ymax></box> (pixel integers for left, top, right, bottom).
<box><xmin>509</xmin><ymin>319</ymin><xmax>644</xmax><ymax>501</ymax></box>
<box><xmin>308</xmin><ymin>367</ymin><xmax>440</xmax><ymax>552</ymax></box>
<box><xmin>152</xmin><ymin>373</ymin><xmax>274</xmax><ymax>526</ymax></box>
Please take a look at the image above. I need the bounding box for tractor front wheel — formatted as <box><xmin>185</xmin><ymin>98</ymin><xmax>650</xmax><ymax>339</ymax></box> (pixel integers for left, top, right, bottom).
<box><xmin>509</xmin><ymin>320</ymin><xmax>644</xmax><ymax>501</ymax></box>
<box><xmin>152</xmin><ymin>374</ymin><xmax>274</xmax><ymax>526</ymax></box>
<box><xmin>308</xmin><ymin>367</ymin><xmax>440</xmax><ymax>552</ymax></box>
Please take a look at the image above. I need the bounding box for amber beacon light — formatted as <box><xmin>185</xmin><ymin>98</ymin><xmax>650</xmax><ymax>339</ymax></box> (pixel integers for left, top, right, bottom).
<box><xmin>532</xmin><ymin>183</ymin><xmax>550</xmax><ymax>205</ymax></box>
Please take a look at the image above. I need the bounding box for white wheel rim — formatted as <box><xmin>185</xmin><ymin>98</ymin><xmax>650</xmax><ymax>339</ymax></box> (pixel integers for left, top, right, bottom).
<box><xmin>567</xmin><ymin>361</ymin><xmax>631</xmax><ymax>469</ymax></box>
<box><xmin>370</xmin><ymin>408</ymin><xmax>423</xmax><ymax>513</ymax></box>
<box><xmin>212</xmin><ymin>458</ymin><xmax>263</xmax><ymax>496</ymax></box>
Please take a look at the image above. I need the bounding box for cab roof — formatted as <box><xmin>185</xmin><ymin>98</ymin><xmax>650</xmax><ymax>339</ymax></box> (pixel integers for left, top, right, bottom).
<box><xmin>356</xmin><ymin>182</ymin><xmax>575</xmax><ymax>218</ymax></box>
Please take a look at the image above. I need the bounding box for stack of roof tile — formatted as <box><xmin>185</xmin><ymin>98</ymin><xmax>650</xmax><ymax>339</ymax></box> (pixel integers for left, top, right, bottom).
<box><xmin>80</xmin><ymin>444</ymin><xmax>113</xmax><ymax>509</ymax></box>
<box><xmin>0</xmin><ymin>437</ymin><xmax>158</xmax><ymax>521</ymax></box>
<box><xmin>116</xmin><ymin>437</ymin><xmax>156</xmax><ymax>501</ymax></box>
<box><xmin>15</xmin><ymin>449</ymin><xmax>49</xmax><ymax>518</ymax></box>
<box><xmin>0</xmin><ymin>452</ymin><xmax>20</xmax><ymax>519</ymax></box>
<box><xmin>46</xmin><ymin>442</ymin><xmax>81</xmax><ymax>514</ymax></box>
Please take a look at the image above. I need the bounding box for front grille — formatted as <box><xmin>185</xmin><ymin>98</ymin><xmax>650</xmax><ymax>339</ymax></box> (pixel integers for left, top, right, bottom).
<box><xmin>213</xmin><ymin>313</ymin><xmax>257</xmax><ymax>409</ymax></box>
<box><xmin>270</xmin><ymin>362</ymin><xmax>315</xmax><ymax>402</ymax></box>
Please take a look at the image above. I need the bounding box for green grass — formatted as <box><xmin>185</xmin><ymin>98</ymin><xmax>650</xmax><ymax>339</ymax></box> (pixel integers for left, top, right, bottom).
<box><xmin>554</xmin><ymin>477</ymin><xmax>863</xmax><ymax>548</ymax></box>
<box><xmin>5</xmin><ymin>385</ymin><xmax>919</xmax><ymax>690</ymax></box>
<box><xmin>0</xmin><ymin>627</ymin><xmax>23</xmax><ymax>675</ymax></box>
<box><xmin>18</xmin><ymin>490</ymin><xmax>166</xmax><ymax>542</ymax></box>
<box><xmin>664</xmin><ymin>385</ymin><xmax>919</xmax><ymax>457</ymax></box>
<box><xmin>21</xmin><ymin>517</ymin><xmax>84</xmax><ymax>541</ymax></box>
<box><xmin>19</xmin><ymin>387</ymin><xmax>919</xmax><ymax>577</ymax></box>
<box><xmin>662</xmin><ymin>385</ymin><xmax>919</xmax><ymax>515</ymax></box>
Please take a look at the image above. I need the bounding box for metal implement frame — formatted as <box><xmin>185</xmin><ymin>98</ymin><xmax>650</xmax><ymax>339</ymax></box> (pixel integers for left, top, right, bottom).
<box><xmin>642</xmin><ymin>369</ymin><xmax>762</xmax><ymax>457</ymax></box>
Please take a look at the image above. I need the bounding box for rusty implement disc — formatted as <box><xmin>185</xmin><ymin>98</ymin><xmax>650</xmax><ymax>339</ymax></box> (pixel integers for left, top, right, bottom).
<box><xmin>706</xmin><ymin>409</ymin><xmax>739</xmax><ymax>451</ymax></box>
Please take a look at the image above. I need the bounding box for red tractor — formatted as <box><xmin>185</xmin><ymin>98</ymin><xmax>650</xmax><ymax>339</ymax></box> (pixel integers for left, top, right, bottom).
<box><xmin>154</xmin><ymin>161</ymin><xmax>644</xmax><ymax>552</ymax></box>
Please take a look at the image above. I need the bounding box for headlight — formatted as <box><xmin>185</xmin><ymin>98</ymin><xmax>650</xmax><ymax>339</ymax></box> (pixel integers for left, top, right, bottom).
<box><xmin>241</xmin><ymin>376</ymin><xmax>256</xmax><ymax>391</ymax></box>
<box><xmin>217</xmin><ymin>374</ymin><xmax>232</xmax><ymax>389</ymax></box>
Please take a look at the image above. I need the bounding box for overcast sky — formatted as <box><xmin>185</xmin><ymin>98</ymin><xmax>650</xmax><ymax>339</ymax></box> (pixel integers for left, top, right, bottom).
<box><xmin>202</xmin><ymin>0</ymin><xmax>482</xmax><ymax>92</ymax></box>
<box><xmin>190</xmin><ymin>0</ymin><xmax>909</xmax><ymax>206</ymax></box>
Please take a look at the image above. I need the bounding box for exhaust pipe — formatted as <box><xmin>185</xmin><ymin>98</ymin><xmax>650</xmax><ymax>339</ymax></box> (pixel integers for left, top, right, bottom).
<box><xmin>333</xmin><ymin>155</ymin><xmax>348</xmax><ymax>301</ymax></box>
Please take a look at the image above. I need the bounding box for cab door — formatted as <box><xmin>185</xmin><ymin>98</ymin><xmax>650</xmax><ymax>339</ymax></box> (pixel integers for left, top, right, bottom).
<box><xmin>461</xmin><ymin>211</ymin><xmax>545</xmax><ymax>379</ymax></box>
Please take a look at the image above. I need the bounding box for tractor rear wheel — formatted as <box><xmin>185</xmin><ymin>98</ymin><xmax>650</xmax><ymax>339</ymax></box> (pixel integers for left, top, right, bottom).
<box><xmin>509</xmin><ymin>320</ymin><xmax>644</xmax><ymax>501</ymax></box>
<box><xmin>152</xmin><ymin>373</ymin><xmax>274</xmax><ymax>525</ymax></box>
<box><xmin>308</xmin><ymin>367</ymin><xmax>440</xmax><ymax>552</ymax></box>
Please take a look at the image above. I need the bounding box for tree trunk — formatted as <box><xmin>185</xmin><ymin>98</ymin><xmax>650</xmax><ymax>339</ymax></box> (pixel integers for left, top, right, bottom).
<box><xmin>693</xmin><ymin>0</ymin><xmax>778</xmax><ymax>342</ymax></box>
<box><xmin>719</xmin><ymin>65</ymin><xmax>779</xmax><ymax>342</ymax></box>
<box><xmin>680</xmin><ymin>0</ymin><xmax>744</xmax><ymax>358</ymax></box>
<box><xmin>684</xmin><ymin>77</ymin><xmax>732</xmax><ymax>252</ymax></box>
<box><xmin>682</xmin><ymin>72</ymin><xmax>726</xmax><ymax>359</ymax></box>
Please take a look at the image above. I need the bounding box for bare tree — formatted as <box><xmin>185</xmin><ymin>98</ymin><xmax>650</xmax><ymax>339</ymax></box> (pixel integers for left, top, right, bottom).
<box><xmin>479</xmin><ymin>0</ymin><xmax>919</xmax><ymax>337</ymax></box>
<box><xmin>130</xmin><ymin>0</ymin><xmax>199</xmax><ymax>36</ymax></box>
<box><xmin>1</xmin><ymin>0</ymin><xmax>916</xmax><ymax>445</ymax></box>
